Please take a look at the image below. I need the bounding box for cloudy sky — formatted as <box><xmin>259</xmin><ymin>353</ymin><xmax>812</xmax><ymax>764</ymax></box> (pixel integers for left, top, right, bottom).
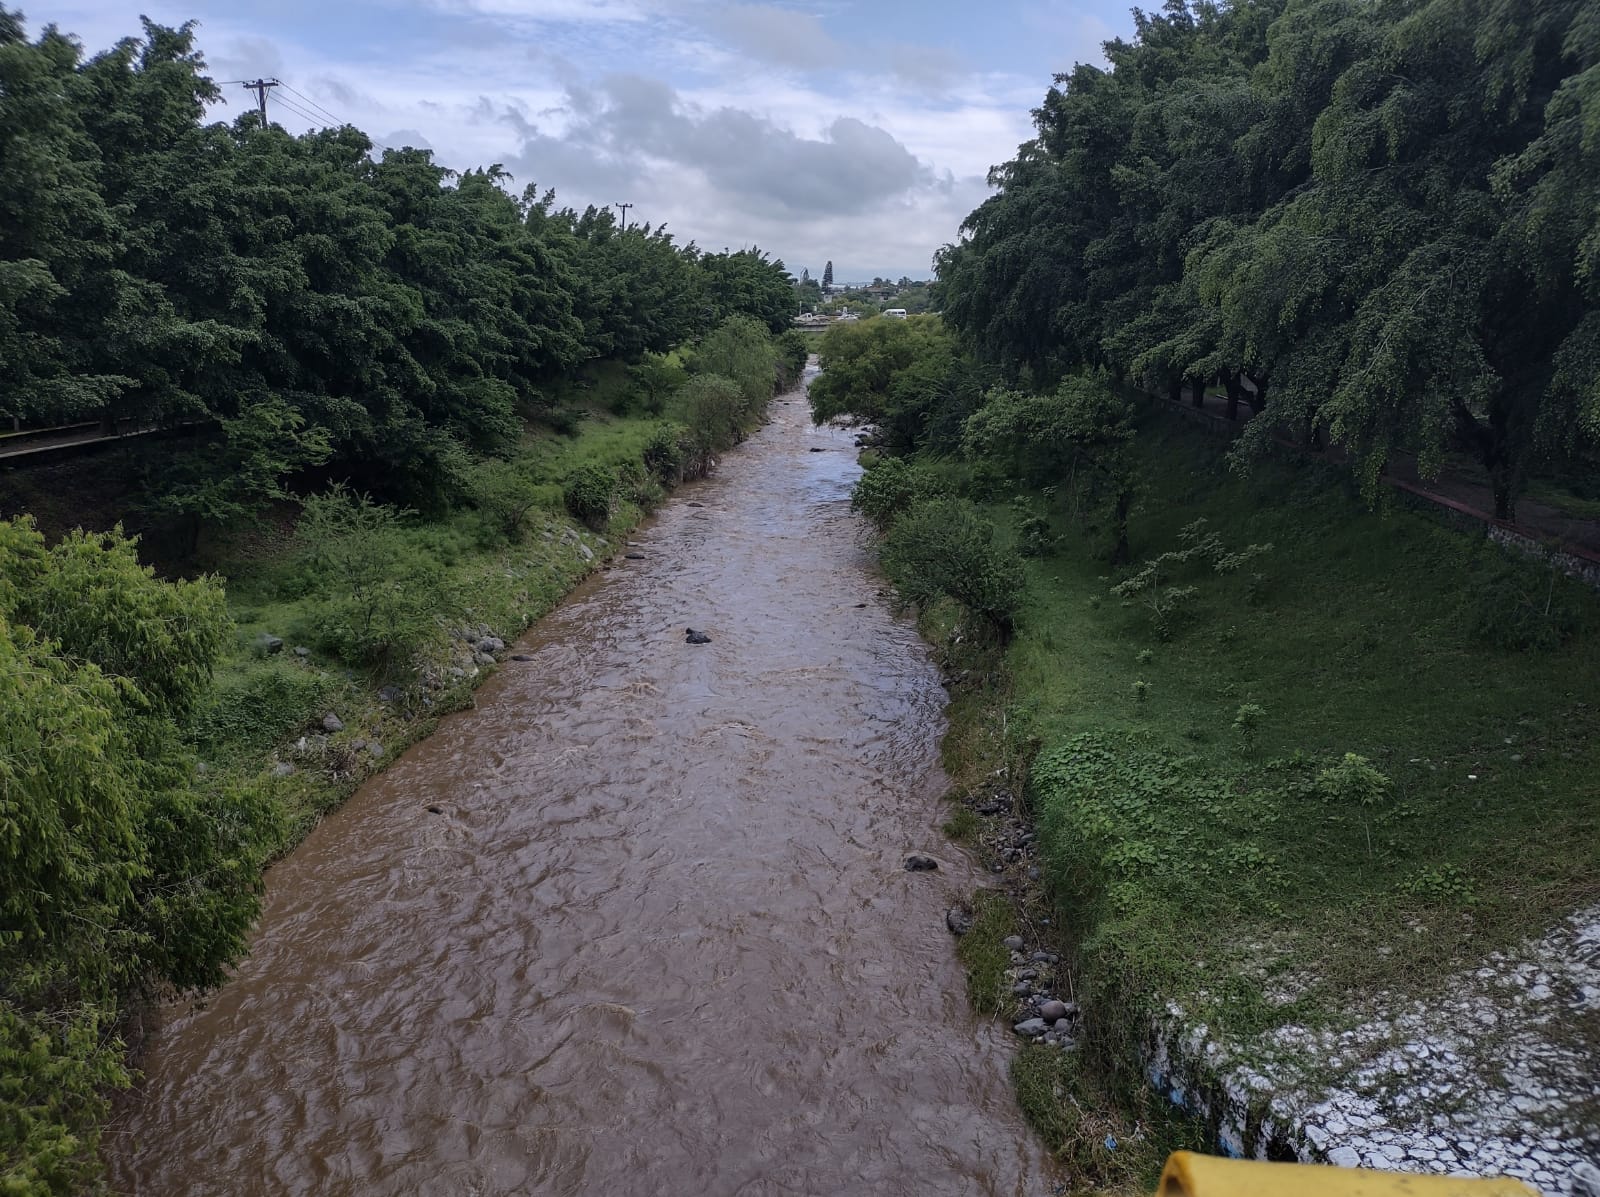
<box><xmin>30</xmin><ymin>0</ymin><xmax>1134</xmax><ymax>281</ymax></box>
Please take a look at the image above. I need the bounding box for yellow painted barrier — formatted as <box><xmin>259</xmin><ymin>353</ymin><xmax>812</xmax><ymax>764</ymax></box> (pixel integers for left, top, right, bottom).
<box><xmin>1157</xmin><ymin>1152</ymin><xmax>1542</xmax><ymax>1196</ymax></box>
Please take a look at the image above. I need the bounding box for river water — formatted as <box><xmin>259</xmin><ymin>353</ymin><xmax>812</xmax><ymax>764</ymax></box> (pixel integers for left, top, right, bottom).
<box><xmin>105</xmin><ymin>370</ymin><xmax>1046</xmax><ymax>1196</ymax></box>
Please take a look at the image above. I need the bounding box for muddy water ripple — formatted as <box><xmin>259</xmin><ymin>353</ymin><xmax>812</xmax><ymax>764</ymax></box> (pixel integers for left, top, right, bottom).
<box><xmin>106</xmin><ymin>371</ymin><xmax>1045</xmax><ymax>1196</ymax></box>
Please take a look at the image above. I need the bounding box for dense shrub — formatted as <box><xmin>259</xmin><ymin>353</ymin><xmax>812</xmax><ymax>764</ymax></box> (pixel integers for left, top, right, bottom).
<box><xmin>693</xmin><ymin>315</ymin><xmax>779</xmax><ymax>419</ymax></box>
<box><xmin>777</xmin><ymin>329</ymin><xmax>810</xmax><ymax>387</ymax></box>
<box><xmin>563</xmin><ymin>464</ymin><xmax>616</xmax><ymax>530</ymax></box>
<box><xmin>643</xmin><ymin>423</ymin><xmax>688</xmax><ymax>485</ymax></box>
<box><xmin>1468</xmin><ymin>555</ymin><xmax>1585</xmax><ymax>652</ymax></box>
<box><xmin>851</xmin><ymin>456</ymin><xmax>939</xmax><ymax>531</ymax></box>
<box><xmin>1</xmin><ymin>516</ymin><xmax>273</xmax><ymax>1193</ymax></box>
<box><xmin>626</xmin><ymin>356</ymin><xmax>687</xmax><ymax>416</ymax></box>
<box><xmin>678</xmin><ymin>374</ymin><xmax>746</xmax><ymax>476</ymax></box>
<box><xmin>882</xmin><ymin>497</ymin><xmax>1024</xmax><ymax>638</ymax></box>
<box><xmin>295</xmin><ymin>487</ymin><xmax>452</xmax><ymax>675</ymax></box>
<box><xmin>186</xmin><ymin>661</ymin><xmax>334</xmax><ymax>756</ymax></box>
<box><xmin>470</xmin><ymin>461</ymin><xmax>542</xmax><ymax>544</ymax></box>
<box><xmin>542</xmin><ymin>408</ymin><xmax>586</xmax><ymax>438</ymax></box>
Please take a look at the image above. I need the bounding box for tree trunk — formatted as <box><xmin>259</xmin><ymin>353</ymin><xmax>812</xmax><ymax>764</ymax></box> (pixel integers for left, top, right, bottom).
<box><xmin>1491</xmin><ymin>465</ymin><xmax>1514</xmax><ymax>521</ymax></box>
<box><xmin>1110</xmin><ymin>488</ymin><xmax>1133</xmax><ymax>565</ymax></box>
<box><xmin>1167</xmin><ymin>376</ymin><xmax>1182</xmax><ymax>406</ymax></box>
<box><xmin>1221</xmin><ymin>371</ymin><xmax>1245</xmax><ymax>421</ymax></box>
<box><xmin>1188</xmin><ymin>375</ymin><xmax>1206</xmax><ymax>409</ymax></box>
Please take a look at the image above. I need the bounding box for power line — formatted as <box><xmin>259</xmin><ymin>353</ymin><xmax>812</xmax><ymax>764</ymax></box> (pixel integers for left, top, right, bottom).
<box><xmin>269</xmin><ymin>95</ymin><xmax>326</xmax><ymax>126</ymax></box>
<box><xmin>613</xmin><ymin>201</ymin><xmax>633</xmax><ymax>231</ymax></box>
<box><xmin>279</xmin><ymin>82</ymin><xmax>344</xmax><ymax>127</ymax></box>
<box><xmin>264</xmin><ymin>82</ymin><xmax>394</xmax><ymax>152</ymax></box>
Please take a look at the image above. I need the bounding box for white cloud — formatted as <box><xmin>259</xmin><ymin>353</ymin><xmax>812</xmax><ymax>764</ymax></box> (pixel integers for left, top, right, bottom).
<box><xmin>425</xmin><ymin>0</ymin><xmax>652</xmax><ymax>21</ymax></box>
<box><xmin>716</xmin><ymin>3</ymin><xmax>841</xmax><ymax>70</ymax></box>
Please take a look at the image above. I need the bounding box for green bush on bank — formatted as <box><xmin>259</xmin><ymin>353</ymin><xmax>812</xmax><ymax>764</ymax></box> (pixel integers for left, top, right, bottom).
<box><xmin>882</xmin><ymin>497</ymin><xmax>1024</xmax><ymax>640</ymax></box>
<box><xmin>563</xmin><ymin>464</ymin><xmax>617</xmax><ymax>531</ymax></box>
<box><xmin>850</xmin><ymin>456</ymin><xmax>941</xmax><ymax>531</ymax></box>
<box><xmin>1</xmin><ymin>517</ymin><xmax>276</xmax><ymax>1194</ymax></box>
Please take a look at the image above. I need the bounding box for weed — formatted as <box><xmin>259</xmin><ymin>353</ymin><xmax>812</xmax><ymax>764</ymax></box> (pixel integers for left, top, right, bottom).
<box><xmin>1231</xmin><ymin>703</ymin><xmax>1264</xmax><ymax>755</ymax></box>
<box><xmin>956</xmin><ymin>889</ymin><xmax>1021</xmax><ymax>1017</ymax></box>
<box><xmin>563</xmin><ymin>464</ymin><xmax>616</xmax><ymax>530</ymax></box>
<box><xmin>942</xmin><ymin>805</ymin><xmax>980</xmax><ymax>842</ymax></box>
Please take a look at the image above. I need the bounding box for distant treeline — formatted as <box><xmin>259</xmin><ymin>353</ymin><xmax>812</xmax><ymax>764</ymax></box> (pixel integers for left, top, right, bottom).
<box><xmin>933</xmin><ymin>0</ymin><xmax>1599</xmax><ymax>517</ymax></box>
<box><xmin>0</xmin><ymin>11</ymin><xmax>797</xmax><ymax>516</ymax></box>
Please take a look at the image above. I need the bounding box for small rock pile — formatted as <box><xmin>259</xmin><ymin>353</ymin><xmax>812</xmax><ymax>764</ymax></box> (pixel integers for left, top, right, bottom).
<box><xmin>1004</xmin><ymin>934</ymin><xmax>1082</xmax><ymax>1050</ymax></box>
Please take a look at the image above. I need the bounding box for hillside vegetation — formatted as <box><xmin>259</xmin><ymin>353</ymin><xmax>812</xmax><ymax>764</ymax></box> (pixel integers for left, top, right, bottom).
<box><xmin>826</xmin><ymin>311</ymin><xmax>1599</xmax><ymax>1186</ymax></box>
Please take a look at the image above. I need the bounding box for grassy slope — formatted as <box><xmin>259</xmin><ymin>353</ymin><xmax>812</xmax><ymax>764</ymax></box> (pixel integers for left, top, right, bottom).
<box><xmin>930</xmin><ymin>409</ymin><xmax>1599</xmax><ymax>1185</ymax></box>
<box><xmin>190</xmin><ymin>363</ymin><xmax>677</xmax><ymax>847</ymax></box>
<box><xmin>1010</xmin><ymin>414</ymin><xmax>1598</xmax><ymax>1027</ymax></box>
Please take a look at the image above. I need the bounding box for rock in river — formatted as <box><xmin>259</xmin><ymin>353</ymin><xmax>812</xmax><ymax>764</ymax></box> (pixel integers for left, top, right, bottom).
<box><xmin>1013</xmin><ymin>1018</ymin><xmax>1048</xmax><ymax>1038</ymax></box>
<box><xmin>685</xmin><ymin>628</ymin><xmax>712</xmax><ymax>644</ymax></box>
<box><xmin>511</xmin><ymin>654</ymin><xmax>534</xmax><ymax>662</ymax></box>
<box><xmin>946</xmin><ymin>907</ymin><xmax>973</xmax><ymax>936</ymax></box>
<box><xmin>904</xmin><ymin>855</ymin><xmax>938</xmax><ymax>872</ymax></box>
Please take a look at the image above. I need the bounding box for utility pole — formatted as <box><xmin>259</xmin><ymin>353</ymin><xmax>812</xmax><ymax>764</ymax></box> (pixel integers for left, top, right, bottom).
<box><xmin>242</xmin><ymin>78</ymin><xmax>280</xmax><ymax>124</ymax></box>
<box><xmin>613</xmin><ymin>202</ymin><xmax>633</xmax><ymax>232</ymax></box>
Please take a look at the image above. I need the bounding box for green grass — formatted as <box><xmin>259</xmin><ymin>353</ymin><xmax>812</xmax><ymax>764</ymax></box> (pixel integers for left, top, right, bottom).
<box><xmin>955</xmin><ymin>888</ymin><xmax>1021</xmax><ymax>1018</ymax></box>
<box><xmin>1012</xmin><ymin>1047</ymin><xmax>1207</xmax><ymax>1196</ymax></box>
<box><xmin>941</xmin><ymin>804</ymin><xmax>980</xmax><ymax>843</ymax></box>
<box><xmin>191</xmin><ymin>393</ymin><xmax>681</xmax><ymax>844</ymax></box>
<box><xmin>998</xmin><ymin>414</ymin><xmax>1599</xmax><ymax>1044</ymax></box>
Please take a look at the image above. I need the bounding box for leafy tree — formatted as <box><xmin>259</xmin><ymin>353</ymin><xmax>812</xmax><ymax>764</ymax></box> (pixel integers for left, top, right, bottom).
<box><xmin>693</xmin><ymin>315</ymin><xmax>780</xmax><ymax>418</ymax></box>
<box><xmin>934</xmin><ymin>0</ymin><xmax>1600</xmax><ymax>516</ymax></box>
<box><xmin>471</xmin><ymin>460</ymin><xmax>542</xmax><ymax>543</ymax></box>
<box><xmin>1</xmin><ymin>515</ymin><xmax>270</xmax><ymax>1193</ymax></box>
<box><xmin>776</xmin><ymin>330</ymin><xmax>810</xmax><ymax>387</ymax></box>
<box><xmin>676</xmin><ymin>374</ymin><xmax>746</xmax><ymax>474</ymax></box>
<box><xmin>148</xmin><ymin>397</ymin><xmax>333</xmax><ymax>555</ymax></box>
<box><xmin>963</xmin><ymin>378</ymin><xmax>1139</xmax><ymax>562</ymax></box>
<box><xmin>882</xmin><ymin>497</ymin><xmax>1024</xmax><ymax>639</ymax></box>
<box><xmin>698</xmin><ymin>249</ymin><xmax>798</xmax><ymax>334</ymax></box>
<box><xmin>295</xmin><ymin>486</ymin><xmax>448</xmax><ymax>673</ymax></box>
<box><xmin>809</xmin><ymin>316</ymin><xmax>967</xmax><ymax>453</ymax></box>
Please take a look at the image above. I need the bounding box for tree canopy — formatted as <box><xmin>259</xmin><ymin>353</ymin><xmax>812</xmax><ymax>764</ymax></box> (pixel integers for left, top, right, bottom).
<box><xmin>934</xmin><ymin>0</ymin><xmax>1600</xmax><ymax>515</ymax></box>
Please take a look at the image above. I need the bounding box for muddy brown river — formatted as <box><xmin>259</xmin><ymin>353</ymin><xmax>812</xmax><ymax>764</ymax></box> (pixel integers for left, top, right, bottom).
<box><xmin>105</xmin><ymin>371</ymin><xmax>1047</xmax><ymax>1195</ymax></box>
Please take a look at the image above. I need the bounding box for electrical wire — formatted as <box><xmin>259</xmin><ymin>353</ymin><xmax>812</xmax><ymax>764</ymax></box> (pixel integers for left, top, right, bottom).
<box><xmin>275</xmin><ymin>81</ymin><xmax>393</xmax><ymax>152</ymax></box>
<box><xmin>269</xmin><ymin>94</ymin><xmax>329</xmax><ymax>128</ymax></box>
<box><xmin>279</xmin><ymin>83</ymin><xmax>344</xmax><ymax>127</ymax></box>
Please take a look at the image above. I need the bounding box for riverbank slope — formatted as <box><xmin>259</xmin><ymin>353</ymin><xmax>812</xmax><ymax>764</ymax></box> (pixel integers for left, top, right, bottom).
<box><xmin>905</xmin><ymin>407</ymin><xmax>1600</xmax><ymax>1193</ymax></box>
